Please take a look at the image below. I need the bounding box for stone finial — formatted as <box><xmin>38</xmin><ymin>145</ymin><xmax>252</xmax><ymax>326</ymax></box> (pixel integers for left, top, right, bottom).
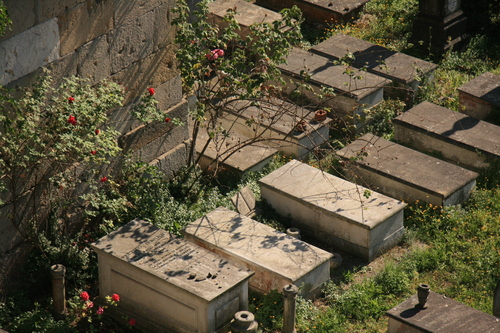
<box><xmin>50</xmin><ymin>264</ymin><xmax>67</xmax><ymax>319</ymax></box>
<box><xmin>417</xmin><ymin>284</ymin><xmax>430</xmax><ymax>309</ymax></box>
<box><xmin>282</xmin><ymin>284</ymin><xmax>299</xmax><ymax>333</ymax></box>
<box><xmin>230</xmin><ymin>311</ymin><xmax>258</xmax><ymax>332</ymax></box>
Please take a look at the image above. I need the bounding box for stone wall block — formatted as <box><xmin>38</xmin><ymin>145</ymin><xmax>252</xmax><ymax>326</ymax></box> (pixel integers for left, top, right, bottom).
<box><xmin>156</xmin><ymin>73</ymin><xmax>183</xmax><ymax>110</ymax></box>
<box><xmin>109</xmin><ymin>10</ymin><xmax>155</xmax><ymax>74</ymax></box>
<box><xmin>111</xmin><ymin>47</ymin><xmax>179</xmax><ymax>103</ymax></box>
<box><xmin>77</xmin><ymin>35</ymin><xmax>111</xmax><ymax>85</ymax></box>
<box><xmin>118</xmin><ymin>99</ymin><xmax>188</xmax><ymax>152</ymax></box>
<box><xmin>0</xmin><ymin>0</ymin><xmax>37</xmax><ymax>43</ymax></box>
<box><xmin>153</xmin><ymin>2</ymin><xmax>177</xmax><ymax>51</ymax></box>
<box><xmin>107</xmin><ymin>104</ymin><xmax>142</xmax><ymax>136</ymax></box>
<box><xmin>0</xmin><ymin>17</ymin><xmax>60</xmax><ymax>86</ymax></box>
<box><xmin>57</xmin><ymin>0</ymin><xmax>114</xmax><ymax>56</ymax></box>
<box><xmin>114</xmin><ymin>0</ymin><xmax>166</xmax><ymax>27</ymax></box>
<box><xmin>150</xmin><ymin>139</ymin><xmax>191</xmax><ymax>179</ymax></box>
<box><xmin>40</xmin><ymin>0</ymin><xmax>85</xmax><ymax>23</ymax></box>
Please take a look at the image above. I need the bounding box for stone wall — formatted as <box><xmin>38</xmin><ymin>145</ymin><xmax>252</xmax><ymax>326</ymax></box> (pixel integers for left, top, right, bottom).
<box><xmin>0</xmin><ymin>0</ymin><xmax>190</xmax><ymax>284</ymax></box>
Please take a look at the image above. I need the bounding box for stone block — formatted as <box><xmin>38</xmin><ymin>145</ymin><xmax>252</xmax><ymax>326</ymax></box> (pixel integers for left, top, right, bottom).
<box><xmin>152</xmin><ymin>2</ymin><xmax>177</xmax><ymax>51</ymax></box>
<box><xmin>393</xmin><ymin>101</ymin><xmax>500</xmax><ymax>170</ymax></box>
<box><xmin>91</xmin><ymin>219</ymin><xmax>253</xmax><ymax>333</ymax></box>
<box><xmin>0</xmin><ymin>0</ymin><xmax>37</xmax><ymax>43</ymax></box>
<box><xmin>57</xmin><ymin>0</ymin><xmax>114</xmax><ymax>56</ymax></box>
<box><xmin>310</xmin><ymin>34</ymin><xmax>437</xmax><ymax>98</ymax></box>
<box><xmin>114</xmin><ymin>0</ymin><xmax>171</xmax><ymax>27</ymax></box>
<box><xmin>150</xmin><ymin>139</ymin><xmax>192</xmax><ymax>179</ymax></box>
<box><xmin>0</xmin><ymin>17</ymin><xmax>60</xmax><ymax>86</ymax></box>
<box><xmin>278</xmin><ymin>47</ymin><xmax>390</xmax><ymax>126</ymax></box>
<box><xmin>195</xmin><ymin>126</ymin><xmax>278</xmax><ymax>175</ymax></box>
<box><xmin>109</xmin><ymin>9</ymin><xmax>155</xmax><ymax>74</ymax></box>
<box><xmin>255</xmin><ymin>0</ymin><xmax>369</xmax><ymax>24</ymax></box>
<box><xmin>458</xmin><ymin>72</ymin><xmax>500</xmax><ymax>120</ymax></box>
<box><xmin>156</xmin><ymin>72</ymin><xmax>183</xmax><ymax>110</ymax></box>
<box><xmin>258</xmin><ymin>160</ymin><xmax>406</xmax><ymax>261</ymax></box>
<box><xmin>119</xmin><ymin>99</ymin><xmax>188</xmax><ymax>152</ymax></box>
<box><xmin>387</xmin><ymin>291</ymin><xmax>500</xmax><ymax>333</ymax></box>
<box><xmin>217</xmin><ymin>98</ymin><xmax>331</xmax><ymax>159</ymax></box>
<box><xmin>77</xmin><ymin>34</ymin><xmax>111</xmax><ymax>84</ymax></box>
<box><xmin>39</xmin><ymin>0</ymin><xmax>85</xmax><ymax>23</ymax></box>
<box><xmin>337</xmin><ymin>133</ymin><xmax>478</xmax><ymax>206</ymax></box>
<box><xmin>183</xmin><ymin>207</ymin><xmax>333</xmax><ymax>297</ymax></box>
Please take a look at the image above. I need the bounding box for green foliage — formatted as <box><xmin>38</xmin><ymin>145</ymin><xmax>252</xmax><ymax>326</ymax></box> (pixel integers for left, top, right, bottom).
<box><xmin>248</xmin><ymin>289</ymin><xmax>283</xmax><ymax>332</ymax></box>
<box><xmin>9</xmin><ymin>304</ymin><xmax>73</xmax><ymax>333</ymax></box>
<box><xmin>0</xmin><ymin>0</ymin><xmax>11</xmax><ymax>36</ymax></box>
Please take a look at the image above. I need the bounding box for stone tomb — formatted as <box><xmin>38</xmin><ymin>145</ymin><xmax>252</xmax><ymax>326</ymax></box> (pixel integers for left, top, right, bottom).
<box><xmin>258</xmin><ymin>160</ymin><xmax>406</xmax><ymax>261</ymax></box>
<box><xmin>217</xmin><ymin>97</ymin><xmax>331</xmax><ymax>159</ymax></box>
<box><xmin>207</xmin><ymin>0</ymin><xmax>291</xmax><ymax>39</ymax></box>
<box><xmin>337</xmin><ymin>133</ymin><xmax>478</xmax><ymax>206</ymax></box>
<box><xmin>310</xmin><ymin>34</ymin><xmax>437</xmax><ymax>98</ymax></box>
<box><xmin>393</xmin><ymin>101</ymin><xmax>500</xmax><ymax>170</ymax></box>
<box><xmin>386</xmin><ymin>291</ymin><xmax>500</xmax><ymax>332</ymax></box>
<box><xmin>91</xmin><ymin>219</ymin><xmax>253</xmax><ymax>333</ymax></box>
<box><xmin>183</xmin><ymin>207</ymin><xmax>332</xmax><ymax>297</ymax></box>
<box><xmin>277</xmin><ymin>47</ymin><xmax>390</xmax><ymax>128</ymax></box>
<box><xmin>458</xmin><ymin>72</ymin><xmax>500</xmax><ymax>120</ymax></box>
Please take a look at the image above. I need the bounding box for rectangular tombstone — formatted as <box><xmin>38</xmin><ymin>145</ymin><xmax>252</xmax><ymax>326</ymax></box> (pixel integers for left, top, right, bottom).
<box><xmin>393</xmin><ymin>101</ymin><xmax>500</xmax><ymax>170</ymax></box>
<box><xmin>91</xmin><ymin>220</ymin><xmax>254</xmax><ymax>333</ymax></box>
<box><xmin>207</xmin><ymin>0</ymin><xmax>291</xmax><ymax>39</ymax></box>
<box><xmin>387</xmin><ymin>291</ymin><xmax>500</xmax><ymax>333</ymax></box>
<box><xmin>310</xmin><ymin>34</ymin><xmax>437</xmax><ymax>98</ymax></box>
<box><xmin>337</xmin><ymin>133</ymin><xmax>478</xmax><ymax>206</ymax></box>
<box><xmin>277</xmin><ymin>47</ymin><xmax>390</xmax><ymax>128</ymax></box>
<box><xmin>258</xmin><ymin>160</ymin><xmax>406</xmax><ymax>261</ymax></box>
<box><xmin>182</xmin><ymin>207</ymin><xmax>332</xmax><ymax>297</ymax></box>
<box><xmin>216</xmin><ymin>98</ymin><xmax>331</xmax><ymax>159</ymax></box>
<box><xmin>458</xmin><ymin>72</ymin><xmax>500</xmax><ymax>120</ymax></box>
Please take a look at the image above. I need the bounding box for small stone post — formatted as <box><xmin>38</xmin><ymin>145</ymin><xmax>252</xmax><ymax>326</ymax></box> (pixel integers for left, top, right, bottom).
<box><xmin>282</xmin><ymin>284</ymin><xmax>299</xmax><ymax>333</ymax></box>
<box><xmin>230</xmin><ymin>311</ymin><xmax>258</xmax><ymax>332</ymax></box>
<box><xmin>50</xmin><ymin>264</ymin><xmax>67</xmax><ymax>319</ymax></box>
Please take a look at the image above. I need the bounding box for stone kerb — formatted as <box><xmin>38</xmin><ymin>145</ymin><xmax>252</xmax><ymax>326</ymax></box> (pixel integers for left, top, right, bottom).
<box><xmin>183</xmin><ymin>207</ymin><xmax>333</xmax><ymax>297</ymax></box>
<box><xmin>91</xmin><ymin>219</ymin><xmax>254</xmax><ymax>333</ymax></box>
<box><xmin>337</xmin><ymin>133</ymin><xmax>478</xmax><ymax>206</ymax></box>
<box><xmin>458</xmin><ymin>72</ymin><xmax>500</xmax><ymax>120</ymax></box>
<box><xmin>259</xmin><ymin>160</ymin><xmax>406</xmax><ymax>261</ymax></box>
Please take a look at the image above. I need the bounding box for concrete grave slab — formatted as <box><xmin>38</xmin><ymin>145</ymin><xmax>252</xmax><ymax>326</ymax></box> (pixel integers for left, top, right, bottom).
<box><xmin>91</xmin><ymin>219</ymin><xmax>253</xmax><ymax>333</ymax></box>
<box><xmin>183</xmin><ymin>207</ymin><xmax>332</xmax><ymax>297</ymax></box>
<box><xmin>310</xmin><ymin>34</ymin><xmax>437</xmax><ymax>97</ymax></box>
<box><xmin>458</xmin><ymin>72</ymin><xmax>500</xmax><ymax>120</ymax></box>
<box><xmin>258</xmin><ymin>160</ymin><xmax>406</xmax><ymax>261</ymax></box>
<box><xmin>337</xmin><ymin>133</ymin><xmax>478</xmax><ymax>206</ymax></box>
<box><xmin>195</xmin><ymin>127</ymin><xmax>278</xmax><ymax>176</ymax></box>
<box><xmin>231</xmin><ymin>186</ymin><xmax>258</xmax><ymax>217</ymax></box>
<box><xmin>387</xmin><ymin>291</ymin><xmax>500</xmax><ymax>333</ymax></box>
<box><xmin>217</xmin><ymin>97</ymin><xmax>331</xmax><ymax>159</ymax></box>
<box><xmin>277</xmin><ymin>47</ymin><xmax>390</xmax><ymax>127</ymax></box>
<box><xmin>207</xmin><ymin>0</ymin><xmax>291</xmax><ymax>39</ymax></box>
<box><xmin>393</xmin><ymin>101</ymin><xmax>500</xmax><ymax>170</ymax></box>
<box><xmin>255</xmin><ymin>0</ymin><xmax>369</xmax><ymax>24</ymax></box>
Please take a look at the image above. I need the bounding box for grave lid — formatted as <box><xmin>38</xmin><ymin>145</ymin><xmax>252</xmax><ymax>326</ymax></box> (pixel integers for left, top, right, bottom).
<box><xmin>221</xmin><ymin>97</ymin><xmax>331</xmax><ymax>138</ymax></box>
<box><xmin>386</xmin><ymin>291</ymin><xmax>500</xmax><ymax>332</ymax></box>
<box><xmin>300</xmin><ymin>0</ymin><xmax>370</xmax><ymax>15</ymax></box>
<box><xmin>311</xmin><ymin>34</ymin><xmax>438</xmax><ymax>84</ymax></box>
<box><xmin>337</xmin><ymin>133</ymin><xmax>479</xmax><ymax>198</ymax></box>
<box><xmin>184</xmin><ymin>207</ymin><xmax>333</xmax><ymax>282</ymax></box>
<box><xmin>258</xmin><ymin>160</ymin><xmax>406</xmax><ymax>229</ymax></box>
<box><xmin>393</xmin><ymin>101</ymin><xmax>500</xmax><ymax>159</ymax></box>
<box><xmin>91</xmin><ymin>220</ymin><xmax>254</xmax><ymax>302</ymax></box>
<box><xmin>279</xmin><ymin>48</ymin><xmax>391</xmax><ymax>100</ymax></box>
<box><xmin>208</xmin><ymin>0</ymin><xmax>284</xmax><ymax>28</ymax></box>
<box><xmin>458</xmin><ymin>72</ymin><xmax>500</xmax><ymax>107</ymax></box>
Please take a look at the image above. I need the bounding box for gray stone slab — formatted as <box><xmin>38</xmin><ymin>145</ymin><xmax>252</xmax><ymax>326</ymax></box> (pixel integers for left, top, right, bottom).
<box><xmin>258</xmin><ymin>160</ymin><xmax>406</xmax><ymax>261</ymax></box>
<box><xmin>182</xmin><ymin>207</ymin><xmax>332</xmax><ymax>296</ymax></box>
<box><xmin>337</xmin><ymin>133</ymin><xmax>478</xmax><ymax>206</ymax></box>
<box><xmin>150</xmin><ymin>139</ymin><xmax>192</xmax><ymax>179</ymax></box>
<box><xmin>310</xmin><ymin>34</ymin><xmax>437</xmax><ymax>86</ymax></box>
<box><xmin>458</xmin><ymin>72</ymin><xmax>500</xmax><ymax>119</ymax></box>
<box><xmin>0</xmin><ymin>18</ymin><xmax>60</xmax><ymax>85</ymax></box>
<box><xmin>218</xmin><ymin>97</ymin><xmax>331</xmax><ymax>159</ymax></box>
<box><xmin>195</xmin><ymin>127</ymin><xmax>278</xmax><ymax>175</ymax></box>
<box><xmin>231</xmin><ymin>186</ymin><xmax>257</xmax><ymax>217</ymax></box>
<box><xmin>77</xmin><ymin>34</ymin><xmax>111</xmax><ymax>84</ymax></box>
<box><xmin>387</xmin><ymin>291</ymin><xmax>500</xmax><ymax>333</ymax></box>
<box><xmin>393</xmin><ymin>101</ymin><xmax>500</xmax><ymax>170</ymax></box>
<box><xmin>91</xmin><ymin>219</ymin><xmax>253</xmax><ymax>333</ymax></box>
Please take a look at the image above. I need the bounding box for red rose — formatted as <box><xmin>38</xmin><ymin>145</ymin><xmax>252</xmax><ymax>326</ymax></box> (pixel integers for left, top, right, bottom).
<box><xmin>80</xmin><ymin>291</ymin><xmax>90</xmax><ymax>301</ymax></box>
<box><xmin>90</xmin><ymin>150</ymin><xmax>97</xmax><ymax>155</ymax></box>
<box><xmin>86</xmin><ymin>301</ymin><xmax>94</xmax><ymax>308</ymax></box>
<box><xmin>128</xmin><ymin>319</ymin><xmax>137</xmax><ymax>326</ymax></box>
<box><xmin>165</xmin><ymin>118</ymin><xmax>171</xmax><ymax>123</ymax></box>
<box><xmin>215</xmin><ymin>49</ymin><xmax>224</xmax><ymax>57</ymax></box>
<box><xmin>112</xmin><ymin>294</ymin><xmax>120</xmax><ymax>302</ymax></box>
<box><xmin>68</xmin><ymin>115</ymin><xmax>77</xmax><ymax>125</ymax></box>
<box><xmin>68</xmin><ymin>96</ymin><xmax>75</xmax><ymax>104</ymax></box>
<box><xmin>100</xmin><ymin>177</ymin><xmax>107</xmax><ymax>183</ymax></box>
<box><xmin>95</xmin><ymin>129</ymin><xmax>100</xmax><ymax>135</ymax></box>
<box><xmin>96</xmin><ymin>307</ymin><xmax>104</xmax><ymax>315</ymax></box>
<box><xmin>148</xmin><ymin>87</ymin><xmax>155</xmax><ymax>96</ymax></box>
